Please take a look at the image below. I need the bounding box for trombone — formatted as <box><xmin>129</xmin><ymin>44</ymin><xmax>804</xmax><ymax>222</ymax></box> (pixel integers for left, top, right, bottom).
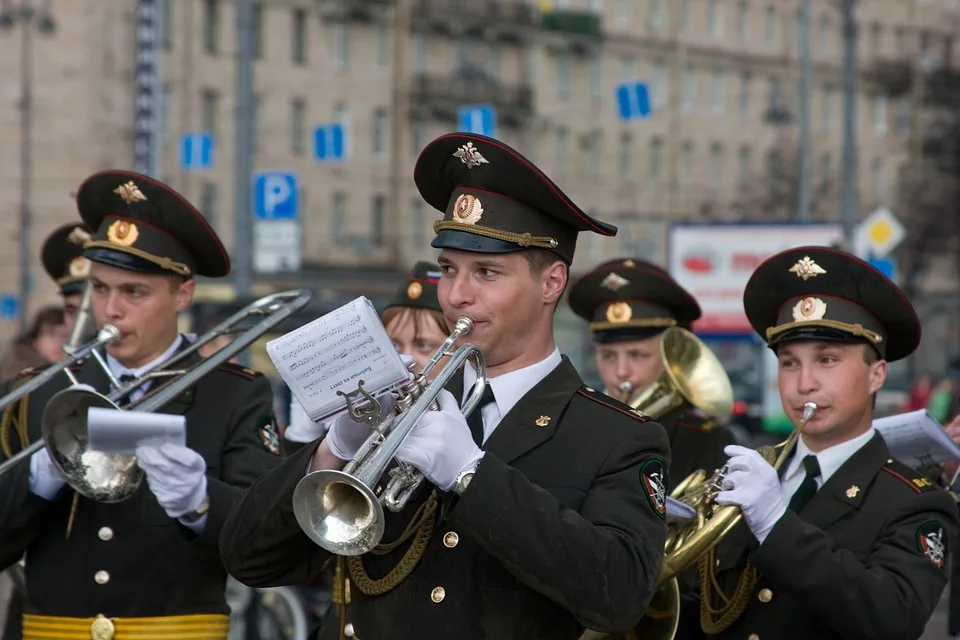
<box><xmin>292</xmin><ymin>316</ymin><xmax>486</xmax><ymax>556</ymax></box>
<box><xmin>0</xmin><ymin>289</ymin><xmax>313</xmax><ymax>503</ymax></box>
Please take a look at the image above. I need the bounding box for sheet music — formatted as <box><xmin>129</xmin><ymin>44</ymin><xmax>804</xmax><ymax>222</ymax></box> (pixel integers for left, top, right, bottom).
<box><xmin>873</xmin><ymin>409</ymin><xmax>960</xmax><ymax>468</ymax></box>
<box><xmin>266</xmin><ymin>296</ymin><xmax>411</xmax><ymax>422</ymax></box>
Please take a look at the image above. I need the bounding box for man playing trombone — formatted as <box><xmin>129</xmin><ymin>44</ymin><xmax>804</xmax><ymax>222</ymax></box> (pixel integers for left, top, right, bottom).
<box><xmin>0</xmin><ymin>171</ymin><xmax>283</xmax><ymax>640</ymax></box>
<box><xmin>677</xmin><ymin>246</ymin><xmax>959</xmax><ymax>639</ymax></box>
<box><xmin>222</xmin><ymin>133</ymin><xmax>671</xmax><ymax>639</ymax></box>
<box><xmin>567</xmin><ymin>258</ymin><xmax>735</xmax><ymax>490</ymax></box>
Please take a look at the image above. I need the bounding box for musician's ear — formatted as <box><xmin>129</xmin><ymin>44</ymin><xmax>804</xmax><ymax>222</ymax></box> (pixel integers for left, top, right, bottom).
<box><xmin>865</xmin><ymin>345</ymin><xmax>887</xmax><ymax>396</ymax></box>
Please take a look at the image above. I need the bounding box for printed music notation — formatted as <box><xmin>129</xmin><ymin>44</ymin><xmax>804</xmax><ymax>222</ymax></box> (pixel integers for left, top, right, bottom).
<box><xmin>266</xmin><ymin>296</ymin><xmax>410</xmax><ymax>422</ymax></box>
<box><xmin>873</xmin><ymin>409</ymin><xmax>960</xmax><ymax>467</ymax></box>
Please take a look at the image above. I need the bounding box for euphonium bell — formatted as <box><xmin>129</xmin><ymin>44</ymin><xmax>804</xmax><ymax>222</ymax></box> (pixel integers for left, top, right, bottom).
<box><xmin>292</xmin><ymin>316</ymin><xmax>487</xmax><ymax>557</ymax></box>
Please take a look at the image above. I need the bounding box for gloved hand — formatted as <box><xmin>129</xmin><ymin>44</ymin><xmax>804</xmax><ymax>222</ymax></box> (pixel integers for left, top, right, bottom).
<box><xmin>715</xmin><ymin>445</ymin><xmax>787</xmax><ymax>544</ymax></box>
<box><xmin>28</xmin><ymin>448</ymin><xmax>66</xmax><ymax>501</ymax></box>
<box><xmin>136</xmin><ymin>443</ymin><xmax>208</xmax><ymax>519</ymax></box>
<box><xmin>394</xmin><ymin>389</ymin><xmax>483</xmax><ymax>492</ymax></box>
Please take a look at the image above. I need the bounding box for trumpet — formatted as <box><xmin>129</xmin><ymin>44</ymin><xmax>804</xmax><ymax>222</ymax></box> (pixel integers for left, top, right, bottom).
<box><xmin>617</xmin><ymin>380</ymin><xmax>634</xmax><ymax>403</ymax></box>
<box><xmin>292</xmin><ymin>316</ymin><xmax>486</xmax><ymax>556</ymax></box>
<box><xmin>0</xmin><ymin>289</ymin><xmax>313</xmax><ymax>503</ymax></box>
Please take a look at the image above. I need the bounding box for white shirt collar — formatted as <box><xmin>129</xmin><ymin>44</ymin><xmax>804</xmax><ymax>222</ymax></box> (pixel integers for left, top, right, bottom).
<box><xmin>462</xmin><ymin>347</ymin><xmax>563</xmax><ymax>420</ymax></box>
<box><xmin>783</xmin><ymin>427</ymin><xmax>877</xmax><ymax>485</ymax></box>
<box><xmin>106</xmin><ymin>334</ymin><xmax>184</xmax><ymax>382</ymax></box>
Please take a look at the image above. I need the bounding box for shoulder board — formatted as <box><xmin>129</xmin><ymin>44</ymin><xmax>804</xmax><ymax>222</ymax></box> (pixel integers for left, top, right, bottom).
<box><xmin>217</xmin><ymin>362</ymin><xmax>264</xmax><ymax>381</ymax></box>
<box><xmin>576</xmin><ymin>386</ymin><xmax>651</xmax><ymax>422</ymax></box>
<box><xmin>15</xmin><ymin>366</ymin><xmax>43</xmax><ymax>379</ymax></box>
<box><xmin>675</xmin><ymin>409</ymin><xmax>716</xmax><ymax>433</ymax></box>
<box><xmin>881</xmin><ymin>459</ymin><xmax>939</xmax><ymax>495</ymax></box>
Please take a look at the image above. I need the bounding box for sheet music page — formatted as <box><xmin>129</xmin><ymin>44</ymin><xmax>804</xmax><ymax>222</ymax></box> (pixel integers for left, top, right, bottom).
<box><xmin>873</xmin><ymin>409</ymin><xmax>960</xmax><ymax>467</ymax></box>
<box><xmin>266</xmin><ymin>296</ymin><xmax>410</xmax><ymax>422</ymax></box>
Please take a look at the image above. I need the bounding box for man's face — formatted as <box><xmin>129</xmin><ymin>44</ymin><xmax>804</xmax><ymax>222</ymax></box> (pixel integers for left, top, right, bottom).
<box><xmin>777</xmin><ymin>340</ymin><xmax>886</xmax><ymax>449</ymax></box>
<box><xmin>62</xmin><ymin>293</ymin><xmax>83</xmax><ymax>335</ymax></box>
<box><xmin>89</xmin><ymin>262</ymin><xmax>194</xmax><ymax>368</ymax></box>
<box><xmin>594</xmin><ymin>335</ymin><xmax>665</xmax><ymax>399</ymax></box>
<box><xmin>437</xmin><ymin>249</ymin><xmax>565</xmax><ymax>373</ymax></box>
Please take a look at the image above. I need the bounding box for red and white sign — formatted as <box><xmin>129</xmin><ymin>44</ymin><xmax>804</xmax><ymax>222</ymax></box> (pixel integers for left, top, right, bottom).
<box><xmin>667</xmin><ymin>224</ymin><xmax>844</xmax><ymax>333</ymax></box>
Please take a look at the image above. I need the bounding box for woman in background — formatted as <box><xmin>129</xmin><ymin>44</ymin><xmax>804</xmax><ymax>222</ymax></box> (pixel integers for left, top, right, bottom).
<box><xmin>0</xmin><ymin>306</ymin><xmax>69</xmax><ymax>380</ymax></box>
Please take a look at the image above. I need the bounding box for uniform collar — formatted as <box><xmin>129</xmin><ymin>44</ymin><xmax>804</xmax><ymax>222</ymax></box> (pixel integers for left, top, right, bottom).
<box><xmin>106</xmin><ymin>334</ymin><xmax>183</xmax><ymax>382</ymax></box>
<box><xmin>462</xmin><ymin>347</ymin><xmax>562</xmax><ymax>419</ymax></box>
<box><xmin>784</xmin><ymin>426</ymin><xmax>877</xmax><ymax>485</ymax></box>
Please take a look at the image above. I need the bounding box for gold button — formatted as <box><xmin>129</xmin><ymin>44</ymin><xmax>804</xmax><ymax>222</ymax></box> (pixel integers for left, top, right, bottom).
<box><xmin>98</xmin><ymin>527</ymin><xmax>114</xmax><ymax>541</ymax></box>
<box><xmin>748</xmin><ymin>634</ymin><xmax>760</xmax><ymax>640</ymax></box>
<box><xmin>443</xmin><ymin>531</ymin><xmax>459</xmax><ymax>548</ymax></box>
<box><xmin>430</xmin><ymin>586</ymin><xmax>445</xmax><ymax>603</ymax></box>
<box><xmin>94</xmin><ymin>570</ymin><xmax>110</xmax><ymax>585</ymax></box>
<box><xmin>91</xmin><ymin>615</ymin><xmax>115</xmax><ymax>640</ymax></box>
<box><xmin>758</xmin><ymin>588</ymin><xmax>773</xmax><ymax>603</ymax></box>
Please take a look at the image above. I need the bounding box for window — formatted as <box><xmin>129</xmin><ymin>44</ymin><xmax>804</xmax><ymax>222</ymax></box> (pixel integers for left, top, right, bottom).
<box><xmin>291</xmin><ymin>98</ymin><xmax>306</xmax><ymax>155</ymax></box>
<box><xmin>412</xmin><ymin>33</ymin><xmax>426</xmax><ymax>73</ymax></box>
<box><xmin>251</xmin><ymin>3</ymin><xmax>263</xmax><ymax>59</ymax></box>
<box><xmin>618</xmin><ymin>133</ymin><xmax>632</xmax><ymax>182</ymax></box>
<box><xmin>616</xmin><ymin>0</ymin><xmax>630</xmax><ymax>28</ymax></box>
<box><xmin>870</xmin><ymin>23</ymin><xmax>882</xmax><ymax>57</ymax></box>
<box><xmin>251</xmin><ymin>94</ymin><xmax>261</xmax><ymax>152</ymax></box>
<box><xmin>584</xmin><ymin>133</ymin><xmax>599</xmax><ymax>177</ymax></box>
<box><xmin>589</xmin><ymin>55</ymin><xmax>602</xmax><ymax>101</ymax></box>
<box><xmin>707</xmin><ymin>0</ymin><xmax>721</xmax><ymax>38</ymax></box>
<box><xmin>681</xmin><ymin>66</ymin><xmax>695</xmax><ymax>113</ymax></box>
<box><xmin>737</xmin><ymin>146</ymin><xmax>751</xmax><ymax>188</ymax></box>
<box><xmin>768</xmin><ymin>76</ymin><xmax>782</xmax><ymax>110</ymax></box>
<box><xmin>411</xmin><ymin>117</ymin><xmax>426</xmax><ymax>158</ymax></box>
<box><xmin>763</xmin><ymin>6</ymin><xmax>776</xmax><ymax>45</ymax></box>
<box><xmin>679</xmin><ymin>141</ymin><xmax>693</xmax><ymax>186</ymax></box>
<box><xmin>159</xmin><ymin>83</ymin><xmax>171</xmax><ymax>141</ymax></box>
<box><xmin>555</xmin><ymin>128</ymin><xmax>568</xmax><ymax>174</ymax></box>
<box><xmin>292</xmin><ymin>8</ymin><xmax>307</xmax><ymax>64</ymax></box>
<box><xmin>161</xmin><ymin>0</ymin><xmax>172</xmax><ymax>50</ymax></box>
<box><xmin>896</xmin><ymin>97</ymin><xmax>911</xmax><ymax>138</ymax></box>
<box><xmin>526</xmin><ymin>48</ymin><xmax>540</xmax><ymax>84</ymax></box>
<box><xmin>410</xmin><ymin>199</ymin><xmax>424</xmax><ymax>248</ymax></box>
<box><xmin>736</xmin><ymin>1</ymin><xmax>748</xmax><ymax>44</ymax></box>
<box><xmin>486</xmin><ymin>46</ymin><xmax>501</xmax><ymax>80</ymax></box>
<box><xmin>651</xmin><ymin>59</ymin><xmax>667</xmax><ymax>107</ymax></box>
<box><xmin>619</xmin><ymin>55</ymin><xmax>635</xmax><ymax>82</ymax></box>
<box><xmin>869</xmin><ymin>159</ymin><xmax>885</xmax><ymax>202</ymax></box>
<box><xmin>201</xmin><ymin>88</ymin><xmax>219</xmax><ymax>133</ymax></box>
<box><xmin>650</xmin><ymin>137</ymin><xmax>663</xmax><ymax>182</ymax></box>
<box><xmin>203</xmin><ymin>0</ymin><xmax>219</xmax><ymax>54</ymax></box>
<box><xmin>648</xmin><ymin>0</ymin><xmax>663</xmax><ymax>31</ymax></box>
<box><xmin>710</xmin><ymin>69</ymin><xmax>725</xmax><ymax>114</ymax></box>
<box><xmin>371</xmin><ymin>196</ymin><xmax>386</xmax><ymax>246</ymax></box>
<box><xmin>557</xmin><ymin>53</ymin><xmax>571</xmax><ymax>98</ymax></box>
<box><xmin>819</xmin><ymin>85</ymin><xmax>832</xmax><ymax>131</ymax></box>
<box><xmin>738</xmin><ymin>71</ymin><xmax>750</xmax><ymax>120</ymax></box>
<box><xmin>332</xmin><ymin>192</ymin><xmax>347</xmax><ymax>241</ymax></box>
<box><xmin>333</xmin><ymin>23</ymin><xmax>348</xmax><ymax>69</ymax></box>
<box><xmin>817</xmin><ymin>15</ymin><xmax>830</xmax><ymax>56</ymax></box>
<box><xmin>200</xmin><ymin>181</ymin><xmax>218</xmax><ymax>230</ymax></box>
<box><xmin>709</xmin><ymin>143</ymin><xmax>723</xmax><ymax>187</ymax></box>
<box><xmin>375</xmin><ymin>22</ymin><xmax>389</xmax><ymax>70</ymax></box>
<box><xmin>373</xmin><ymin>108</ymin><xmax>389</xmax><ymax>162</ymax></box>
<box><xmin>872</xmin><ymin>95</ymin><xmax>887</xmax><ymax>136</ymax></box>
<box><xmin>679</xmin><ymin>0</ymin><xmax>690</xmax><ymax>34</ymax></box>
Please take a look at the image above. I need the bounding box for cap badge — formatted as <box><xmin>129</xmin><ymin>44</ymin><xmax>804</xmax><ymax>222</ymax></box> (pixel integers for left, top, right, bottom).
<box><xmin>792</xmin><ymin>297</ymin><xmax>827</xmax><ymax>322</ymax></box>
<box><xmin>605</xmin><ymin>301</ymin><xmax>633</xmax><ymax>324</ymax></box>
<box><xmin>107</xmin><ymin>219</ymin><xmax>140</xmax><ymax>247</ymax></box>
<box><xmin>453</xmin><ymin>194</ymin><xmax>484</xmax><ymax>225</ymax></box>
<box><xmin>535</xmin><ymin>415</ymin><xmax>551</xmax><ymax>427</ymax></box>
<box><xmin>112</xmin><ymin>180</ymin><xmax>147</xmax><ymax>205</ymax></box>
<box><xmin>68</xmin><ymin>256</ymin><xmax>90</xmax><ymax>278</ymax></box>
<box><xmin>789</xmin><ymin>256</ymin><xmax>826</xmax><ymax>281</ymax></box>
<box><xmin>453</xmin><ymin>141</ymin><xmax>489</xmax><ymax>169</ymax></box>
<box><xmin>623</xmin><ymin>259</ymin><xmax>636</xmax><ymax>267</ymax></box>
<box><xmin>600</xmin><ymin>272</ymin><xmax>630</xmax><ymax>292</ymax></box>
<box><xmin>407</xmin><ymin>281</ymin><xmax>423</xmax><ymax>300</ymax></box>
<box><xmin>67</xmin><ymin>227</ymin><xmax>92</xmax><ymax>246</ymax></box>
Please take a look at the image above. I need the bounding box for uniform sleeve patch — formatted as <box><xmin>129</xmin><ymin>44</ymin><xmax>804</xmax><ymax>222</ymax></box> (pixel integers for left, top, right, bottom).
<box><xmin>257</xmin><ymin>412</ymin><xmax>281</xmax><ymax>455</ymax></box>
<box><xmin>917</xmin><ymin>520</ymin><xmax>947</xmax><ymax>568</ymax></box>
<box><xmin>641</xmin><ymin>459</ymin><xmax>668</xmax><ymax>520</ymax></box>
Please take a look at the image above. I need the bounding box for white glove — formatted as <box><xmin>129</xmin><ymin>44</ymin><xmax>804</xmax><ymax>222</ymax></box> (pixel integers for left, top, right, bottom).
<box><xmin>28</xmin><ymin>448</ymin><xmax>66</xmax><ymax>501</ymax></box>
<box><xmin>285</xmin><ymin>399</ymin><xmax>329</xmax><ymax>444</ymax></box>
<box><xmin>715</xmin><ymin>445</ymin><xmax>787</xmax><ymax>544</ymax></box>
<box><xmin>135</xmin><ymin>443</ymin><xmax>208</xmax><ymax>519</ymax></box>
<box><xmin>326</xmin><ymin>392</ymin><xmax>400</xmax><ymax>461</ymax></box>
<box><xmin>394</xmin><ymin>389</ymin><xmax>483</xmax><ymax>492</ymax></box>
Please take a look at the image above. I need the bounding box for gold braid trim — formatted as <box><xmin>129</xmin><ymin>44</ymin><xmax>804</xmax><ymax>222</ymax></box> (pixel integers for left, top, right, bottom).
<box><xmin>433</xmin><ymin>221</ymin><xmax>559</xmax><ymax>250</ymax></box>
<box><xmin>698</xmin><ymin>548</ymin><xmax>758</xmax><ymax>635</ymax></box>
<box><xmin>588</xmin><ymin>318</ymin><xmax>677</xmax><ymax>332</ymax></box>
<box><xmin>0</xmin><ymin>372</ymin><xmax>38</xmax><ymax>459</ymax></box>
<box><xmin>766</xmin><ymin>319</ymin><xmax>883</xmax><ymax>345</ymax></box>
<box><xmin>346</xmin><ymin>491</ymin><xmax>439</xmax><ymax>597</ymax></box>
<box><xmin>83</xmin><ymin>240</ymin><xmax>192</xmax><ymax>276</ymax></box>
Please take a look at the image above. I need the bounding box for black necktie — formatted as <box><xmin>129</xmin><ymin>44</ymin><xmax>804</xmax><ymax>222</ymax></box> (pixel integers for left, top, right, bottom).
<box><xmin>118</xmin><ymin>373</ymin><xmax>136</xmax><ymax>385</ymax></box>
<box><xmin>789</xmin><ymin>454</ymin><xmax>821</xmax><ymax>513</ymax></box>
<box><xmin>466</xmin><ymin>384</ymin><xmax>496</xmax><ymax>447</ymax></box>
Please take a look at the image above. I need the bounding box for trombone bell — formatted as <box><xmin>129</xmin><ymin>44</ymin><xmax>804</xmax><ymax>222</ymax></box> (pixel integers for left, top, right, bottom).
<box><xmin>41</xmin><ymin>386</ymin><xmax>143</xmax><ymax>503</ymax></box>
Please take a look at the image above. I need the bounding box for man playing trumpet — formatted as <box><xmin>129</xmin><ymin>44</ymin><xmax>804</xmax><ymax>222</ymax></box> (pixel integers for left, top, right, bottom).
<box><xmin>678</xmin><ymin>246</ymin><xmax>959</xmax><ymax>639</ymax></box>
<box><xmin>222</xmin><ymin>133</ymin><xmax>671</xmax><ymax>639</ymax></box>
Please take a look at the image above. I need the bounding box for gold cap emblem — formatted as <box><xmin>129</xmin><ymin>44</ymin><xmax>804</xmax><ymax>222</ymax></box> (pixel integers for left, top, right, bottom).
<box><xmin>452</xmin><ymin>141</ymin><xmax>489</xmax><ymax>169</ymax></box>
<box><xmin>107</xmin><ymin>219</ymin><xmax>139</xmax><ymax>247</ymax></box>
<box><xmin>600</xmin><ymin>272</ymin><xmax>629</xmax><ymax>292</ymax></box>
<box><xmin>112</xmin><ymin>180</ymin><xmax>147</xmax><ymax>204</ymax></box>
<box><xmin>68</xmin><ymin>256</ymin><xmax>90</xmax><ymax>278</ymax></box>
<box><xmin>67</xmin><ymin>227</ymin><xmax>92</xmax><ymax>246</ymax></box>
<box><xmin>623</xmin><ymin>259</ymin><xmax>636</xmax><ymax>267</ymax></box>
<box><xmin>535</xmin><ymin>415</ymin><xmax>551</xmax><ymax>427</ymax></box>
<box><xmin>453</xmin><ymin>194</ymin><xmax>484</xmax><ymax>225</ymax></box>
<box><xmin>407</xmin><ymin>281</ymin><xmax>423</xmax><ymax>300</ymax></box>
<box><xmin>792</xmin><ymin>297</ymin><xmax>827</xmax><ymax>322</ymax></box>
<box><xmin>605</xmin><ymin>301</ymin><xmax>633</xmax><ymax>324</ymax></box>
<box><xmin>789</xmin><ymin>256</ymin><xmax>827</xmax><ymax>281</ymax></box>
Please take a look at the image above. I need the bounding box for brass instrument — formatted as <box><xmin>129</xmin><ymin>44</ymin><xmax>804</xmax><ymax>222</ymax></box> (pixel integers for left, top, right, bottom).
<box><xmin>0</xmin><ymin>289</ymin><xmax>313</xmax><ymax>503</ymax></box>
<box><xmin>292</xmin><ymin>316</ymin><xmax>487</xmax><ymax>556</ymax></box>
<box><xmin>64</xmin><ymin>283</ymin><xmax>96</xmax><ymax>352</ymax></box>
<box><xmin>617</xmin><ymin>380</ymin><xmax>634</xmax><ymax>403</ymax></box>
<box><xmin>633</xmin><ymin>402</ymin><xmax>818</xmax><ymax>640</ymax></box>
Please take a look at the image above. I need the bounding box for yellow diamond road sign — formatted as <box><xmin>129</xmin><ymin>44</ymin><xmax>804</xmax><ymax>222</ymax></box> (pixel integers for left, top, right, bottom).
<box><xmin>856</xmin><ymin>207</ymin><xmax>905</xmax><ymax>258</ymax></box>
